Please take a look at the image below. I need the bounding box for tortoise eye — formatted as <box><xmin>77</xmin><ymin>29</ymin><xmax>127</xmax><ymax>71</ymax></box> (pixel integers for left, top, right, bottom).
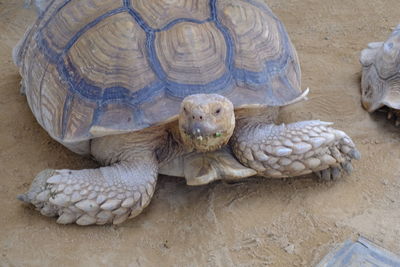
<box><xmin>215</xmin><ymin>108</ymin><xmax>221</xmax><ymax>115</ymax></box>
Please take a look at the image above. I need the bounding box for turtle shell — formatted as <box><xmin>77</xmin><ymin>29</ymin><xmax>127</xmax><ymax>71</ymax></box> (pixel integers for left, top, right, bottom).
<box><xmin>17</xmin><ymin>0</ymin><xmax>302</xmax><ymax>145</ymax></box>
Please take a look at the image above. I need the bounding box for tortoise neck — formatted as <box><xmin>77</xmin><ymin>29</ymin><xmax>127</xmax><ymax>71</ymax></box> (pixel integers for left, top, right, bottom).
<box><xmin>235</xmin><ymin>106</ymin><xmax>280</xmax><ymax>125</ymax></box>
<box><xmin>156</xmin><ymin>122</ymin><xmax>189</xmax><ymax>164</ymax></box>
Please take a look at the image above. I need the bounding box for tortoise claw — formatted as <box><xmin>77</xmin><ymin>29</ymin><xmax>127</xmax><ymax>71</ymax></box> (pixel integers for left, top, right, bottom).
<box><xmin>331</xmin><ymin>167</ymin><xmax>341</xmax><ymax>180</ymax></box>
<box><xmin>316</xmin><ymin>166</ymin><xmax>342</xmax><ymax>181</ymax></box>
<box><xmin>17</xmin><ymin>193</ymin><xmax>30</xmax><ymax>203</ymax></box>
<box><xmin>321</xmin><ymin>169</ymin><xmax>331</xmax><ymax>181</ymax></box>
<box><xmin>341</xmin><ymin>162</ymin><xmax>353</xmax><ymax>174</ymax></box>
<box><xmin>349</xmin><ymin>149</ymin><xmax>361</xmax><ymax>160</ymax></box>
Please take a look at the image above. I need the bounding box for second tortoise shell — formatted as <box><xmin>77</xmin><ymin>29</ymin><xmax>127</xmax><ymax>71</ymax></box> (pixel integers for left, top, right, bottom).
<box><xmin>16</xmin><ymin>0</ymin><xmax>302</xmax><ymax>144</ymax></box>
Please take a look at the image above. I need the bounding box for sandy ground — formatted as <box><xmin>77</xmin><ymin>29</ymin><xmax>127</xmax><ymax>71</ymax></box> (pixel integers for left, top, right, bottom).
<box><xmin>1</xmin><ymin>0</ymin><xmax>400</xmax><ymax>266</ymax></box>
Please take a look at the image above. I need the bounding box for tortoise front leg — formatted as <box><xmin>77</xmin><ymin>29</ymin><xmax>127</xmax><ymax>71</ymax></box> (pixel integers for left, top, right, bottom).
<box><xmin>231</xmin><ymin>120</ymin><xmax>360</xmax><ymax>180</ymax></box>
<box><xmin>18</xmin><ymin>159</ymin><xmax>158</xmax><ymax>225</ymax></box>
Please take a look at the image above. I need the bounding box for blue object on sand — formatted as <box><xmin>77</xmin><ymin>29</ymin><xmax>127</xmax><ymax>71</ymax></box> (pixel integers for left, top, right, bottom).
<box><xmin>316</xmin><ymin>237</ymin><xmax>400</xmax><ymax>267</ymax></box>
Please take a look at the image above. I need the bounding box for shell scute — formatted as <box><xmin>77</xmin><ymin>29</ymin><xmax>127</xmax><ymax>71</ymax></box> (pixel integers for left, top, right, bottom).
<box><xmin>38</xmin><ymin>0</ymin><xmax>123</xmax><ymax>57</ymax></box>
<box><xmin>40</xmin><ymin>64</ymin><xmax>68</xmax><ymax>138</ymax></box>
<box><xmin>67</xmin><ymin>12</ymin><xmax>157</xmax><ymax>93</ymax></box>
<box><xmin>219</xmin><ymin>0</ymin><xmax>282</xmax><ymax>72</ymax></box>
<box><xmin>131</xmin><ymin>0</ymin><xmax>210</xmax><ymax>29</ymax></box>
<box><xmin>155</xmin><ymin>22</ymin><xmax>227</xmax><ymax>84</ymax></box>
<box><xmin>64</xmin><ymin>96</ymin><xmax>97</xmax><ymax>141</ymax></box>
<box><xmin>23</xmin><ymin>41</ymin><xmax>48</xmax><ymax>124</ymax></box>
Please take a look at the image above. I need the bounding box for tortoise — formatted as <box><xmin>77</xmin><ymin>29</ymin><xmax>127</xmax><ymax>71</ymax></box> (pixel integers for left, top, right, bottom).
<box><xmin>14</xmin><ymin>0</ymin><xmax>360</xmax><ymax>225</ymax></box>
<box><xmin>361</xmin><ymin>25</ymin><xmax>400</xmax><ymax>124</ymax></box>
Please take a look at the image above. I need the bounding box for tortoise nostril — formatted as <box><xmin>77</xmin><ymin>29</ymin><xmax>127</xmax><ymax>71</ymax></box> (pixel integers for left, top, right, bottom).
<box><xmin>192</xmin><ymin>116</ymin><xmax>195</xmax><ymax>119</ymax></box>
<box><xmin>199</xmin><ymin>116</ymin><xmax>203</xmax><ymax>120</ymax></box>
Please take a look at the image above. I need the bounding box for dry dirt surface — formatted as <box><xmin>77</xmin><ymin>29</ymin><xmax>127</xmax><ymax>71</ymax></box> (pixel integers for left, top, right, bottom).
<box><xmin>1</xmin><ymin>0</ymin><xmax>400</xmax><ymax>266</ymax></box>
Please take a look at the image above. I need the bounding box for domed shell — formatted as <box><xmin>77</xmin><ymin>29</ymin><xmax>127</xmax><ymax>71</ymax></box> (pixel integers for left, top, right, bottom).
<box><xmin>16</xmin><ymin>0</ymin><xmax>302</xmax><ymax>144</ymax></box>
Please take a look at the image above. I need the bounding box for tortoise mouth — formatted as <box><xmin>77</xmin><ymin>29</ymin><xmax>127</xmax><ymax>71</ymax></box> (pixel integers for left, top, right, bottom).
<box><xmin>183</xmin><ymin>130</ymin><xmax>229</xmax><ymax>151</ymax></box>
<box><xmin>184</xmin><ymin>130</ymin><xmax>225</xmax><ymax>140</ymax></box>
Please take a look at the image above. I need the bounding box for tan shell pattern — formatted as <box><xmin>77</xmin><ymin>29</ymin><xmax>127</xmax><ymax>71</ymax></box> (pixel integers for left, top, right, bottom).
<box><xmin>16</xmin><ymin>0</ymin><xmax>302</xmax><ymax>142</ymax></box>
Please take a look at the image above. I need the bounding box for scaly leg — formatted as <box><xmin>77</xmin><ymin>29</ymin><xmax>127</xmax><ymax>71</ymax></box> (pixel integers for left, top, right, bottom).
<box><xmin>18</xmin><ymin>159</ymin><xmax>158</xmax><ymax>225</ymax></box>
<box><xmin>231</xmin><ymin>120</ymin><xmax>360</xmax><ymax>180</ymax></box>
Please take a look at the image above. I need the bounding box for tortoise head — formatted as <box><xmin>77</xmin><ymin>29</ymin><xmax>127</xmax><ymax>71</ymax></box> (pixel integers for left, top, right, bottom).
<box><xmin>361</xmin><ymin>25</ymin><xmax>400</xmax><ymax>112</ymax></box>
<box><xmin>179</xmin><ymin>94</ymin><xmax>235</xmax><ymax>152</ymax></box>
